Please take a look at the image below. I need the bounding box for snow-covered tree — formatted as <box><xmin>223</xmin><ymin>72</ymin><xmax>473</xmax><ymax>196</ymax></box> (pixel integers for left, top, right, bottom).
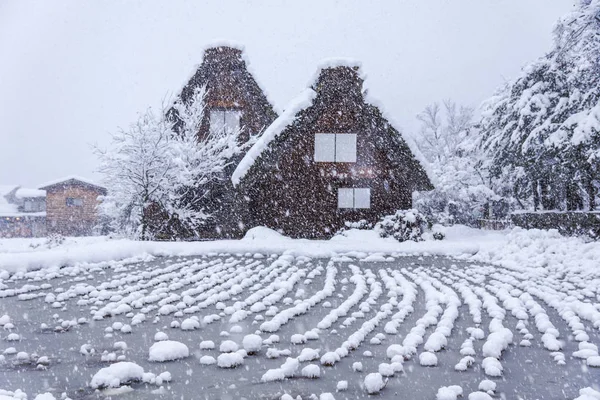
<box><xmin>95</xmin><ymin>109</ymin><xmax>173</xmax><ymax>239</ymax></box>
<box><xmin>414</xmin><ymin>100</ymin><xmax>499</xmax><ymax>225</ymax></box>
<box><xmin>416</xmin><ymin>100</ymin><xmax>475</xmax><ymax>164</ymax></box>
<box><xmin>163</xmin><ymin>87</ymin><xmax>240</xmax><ymax>238</ymax></box>
<box><xmin>479</xmin><ymin>1</ymin><xmax>600</xmax><ymax>211</ymax></box>
<box><xmin>96</xmin><ymin>87</ymin><xmax>241</xmax><ymax>239</ymax></box>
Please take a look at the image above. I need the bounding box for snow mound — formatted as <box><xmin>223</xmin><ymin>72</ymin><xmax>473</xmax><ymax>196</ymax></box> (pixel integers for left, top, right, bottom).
<box><xmin>199</xmin><ymin>340</ymin><xmax>215</xmax><ymax>350</ymax></box>
<box><xmin>217</xmin><ymin>351</ymin><xmax>244</xmax><ymax>368</ymax></box>
<box><xmin>482</xmin><ymin>357</ymin><xmax>503</xmax><ymax>377</ymax></box>
<box><xmin>575</xmin><ymin>387</ymin><xmax>600</xmax><ymax>400</ymax></box>
<box><xmin>242</xmin><ymin>334</ymin><xmax>262</xmax><ymax>353</ymax></box>
<box><xmin>364</xmin><ymin>373</ymin><xmax>385</xmax><ymax>394</ymax></box>
<box><xmin>468</xmin><ymin>392</ymin><xmax>493</xmax><ymax>400</ymax></box>
<box><xmin>301</xmin><ymin>364</ymin><xmax>321</xmax><ymax>378</ymax></box>
<box><xmin>419</xmin><ymin>351</ymin><xmax>438</xmax><ymax>366</ymax></box>
<box><xmin>33</xmin><ymin>395</ymin><xmax>56</xmax><ymax>400</ymax></box>
<box><xmin>90</xmin><ymin>361</ymin><xmax>144</xmax><ymax>388</ymax></box>
<box><xmin>436</xmin><ymin>385</ymin><xmax>463</xmax><ymax>400</ymax></box>
<box><xmin>242</xmin><ymin>226</ymin><xmax>285</xmax><ymax>241</ymax></box>
<box><xmin>148</xmin><ymin>340</ymin><xmax>189</xmax><ymax>362</ymax></box>
<box><xmin>200</xmin><ymin>355</ymin><xmax>216</xmax><ymax>365</ymax></box>
<box><xmin>220</xmin><ymin>340</ymin><xmax>239</xmax><ymax>353</ymax></box>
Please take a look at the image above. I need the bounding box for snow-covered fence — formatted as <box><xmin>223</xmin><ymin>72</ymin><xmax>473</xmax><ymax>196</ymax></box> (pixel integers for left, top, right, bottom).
<box><xmin>478</xmin><ymin>219</ymin><xmax>512</xmax><ymax>231</ymax></box>
<box><xmin>511</xmin><ymin>212</ymin><xmax>600</xmax><ymax>239</ymax></box>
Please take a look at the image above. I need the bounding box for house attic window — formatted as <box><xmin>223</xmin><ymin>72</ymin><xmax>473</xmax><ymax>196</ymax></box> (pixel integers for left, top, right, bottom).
<box><xmin>66</xmin><ymin>197</ymin><xmax>83</xmax><ymax>207</ymax></box>
<box><xmin>210</xmin><ymin>110</ymin><xmax>241</xmax><ymax>135</ymax></box>
<box><xmin>338</xmin><ymin>188</ymin><xmax>370</xmax><ymax>209</ymax></box>
<box><xmin>314</xmin><ymin>133</ymin><xmax>357</xmax><ymax>162</ymax></box>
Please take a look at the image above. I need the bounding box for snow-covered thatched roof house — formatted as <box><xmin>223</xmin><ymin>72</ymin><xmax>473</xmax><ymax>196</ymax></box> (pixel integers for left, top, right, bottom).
<box><xmin>163</xmin><ymin>43</ymin><xmax>278</xmax><ymax>239</ymax></box>
<box><xmin>233</xmin><ymin>60</ymin><xmax>433</xmax><ymax>238</ymax></box>
<box><xmin>169</xmin><ymin>42</ymin><xmax>278</xmax><ymax>153</ymax></box>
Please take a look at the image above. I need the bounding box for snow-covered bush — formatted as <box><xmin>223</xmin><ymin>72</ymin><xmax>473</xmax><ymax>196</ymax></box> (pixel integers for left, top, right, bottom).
<box><xmin>344</xmin><ymin>220</ymin><xmax>373</xmax><ymax>230</ymax></box>
<box><xmin>44</xmin><ymin>234</ymin><xmax>65</xmax><ymax>249</ymax></box>
<box><xmin>376</xmin><ymin>209</ymin><xmax>428</xmax><ymax>242</ymax></box>
<box><xmin>333</xmin><ymin>219</ymin><xmax>374</xmax><ymax>238</ymax></box>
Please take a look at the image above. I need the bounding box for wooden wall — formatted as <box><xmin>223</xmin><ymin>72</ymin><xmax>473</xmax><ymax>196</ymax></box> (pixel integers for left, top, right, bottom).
<box><xmin>240</xmin><ymin>66</ymin><xmax>431</xmax><ymax>238</ymax></box>
<box><xmin>46</xmin><ymin>185</ymin><xmax>104</xmax><ymax>236</ymax></box>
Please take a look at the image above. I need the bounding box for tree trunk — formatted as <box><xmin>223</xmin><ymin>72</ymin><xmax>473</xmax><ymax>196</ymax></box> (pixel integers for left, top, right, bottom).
<box><xmin>533</xmin><ymin>180</ymin><xmax>540</xmax><ymax>211</ymax></box>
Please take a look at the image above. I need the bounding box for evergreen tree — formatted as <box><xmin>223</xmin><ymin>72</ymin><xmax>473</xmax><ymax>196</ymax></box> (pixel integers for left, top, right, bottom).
<box><xmin>479</xmin><ymin>1</ymin><xmax>600</xmax><ymax>211</ymax></box>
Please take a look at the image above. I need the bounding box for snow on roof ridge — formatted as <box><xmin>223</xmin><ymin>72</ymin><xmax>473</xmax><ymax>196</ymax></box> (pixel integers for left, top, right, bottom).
<box><xmin>307</xmin><ymin>57</ymin><xmax>366</xmax><ymax>89</ymax></box>
<box><xmin>0</xmin><ymin>185</ymin><xmax>19</xmax><ymax>197</ymax></box>
<box><xmin>15</xmin><ymin>188</ymin><xmax>46</xmax><ymax>198</ymax></box>
<box><xmin>38</xmin><ymin>175</ymin><xmax>104</xmax><ymax>190</ymax></box>
<box><xmin>202</xmin><ymin>39</ymin><xmax>246</xmax><ymax>52</ymax></box>
<box><xmin>232</xmin><ymin>88</ymin><xmax>317</xmax><ymax>186</ymax></box>
<box><xmin>174</xmin><ymin>41</ymin><xmax>281</xmax><ymax>115</ymax></box>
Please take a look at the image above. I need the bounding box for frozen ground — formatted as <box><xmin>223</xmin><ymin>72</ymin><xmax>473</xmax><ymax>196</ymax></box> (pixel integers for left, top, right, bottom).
<box><xmin>0</xmin><ymin>227</ymin><xmax>599</xmax><ymax>399</ymax></box>
<box><xmin>0</xmin><ymin>235</ymin><xmax>599</xmax><ymax>399</ymax></box>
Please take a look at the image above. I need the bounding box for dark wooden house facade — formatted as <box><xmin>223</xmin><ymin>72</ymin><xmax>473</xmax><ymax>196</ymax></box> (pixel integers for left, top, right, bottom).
<box><xmin>233</xmin><ymin>62</ymin><xmax>433</xmax><ymax>238</ymax></box>
<box><xmin>160</xmin><ymin>45</ymin><xmax>278</xmax><ymax>239</ymax></box>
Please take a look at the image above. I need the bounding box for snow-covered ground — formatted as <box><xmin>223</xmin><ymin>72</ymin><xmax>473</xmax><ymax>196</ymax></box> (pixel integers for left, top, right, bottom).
<box><xmin>0</xmin><ymin>227</ymin><xmax>599</xmax><ymax>399</ymax></box>
<box><xmin>0</xmin><ymin>226</ymin><xmax>483</xmax><ymax>273</ymax></box>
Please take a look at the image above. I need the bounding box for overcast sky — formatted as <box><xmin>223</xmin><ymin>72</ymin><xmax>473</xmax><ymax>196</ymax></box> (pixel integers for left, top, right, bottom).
<box><xmin>0</xmin><ymin>0</ymin><xmax>574</xmax><ymax>187</ymax></box>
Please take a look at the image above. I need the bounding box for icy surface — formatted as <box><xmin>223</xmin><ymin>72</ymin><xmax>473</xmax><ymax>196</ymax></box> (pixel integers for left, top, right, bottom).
<box><xmin>0</xmin><ymin>235</ymin><xmax>599</xmax><ymax>398</ymax></box>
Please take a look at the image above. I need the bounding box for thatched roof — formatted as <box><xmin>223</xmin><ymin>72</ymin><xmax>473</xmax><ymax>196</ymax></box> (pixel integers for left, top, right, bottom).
<box><xmin>233</xmin><ymin>60</ymin><xmax>433</xmax><ymax>193</ymax></box>
<box><xmin>168</xmin><ymin>44</ymin><xmax>278</xmax><ymax>150</ymax></box>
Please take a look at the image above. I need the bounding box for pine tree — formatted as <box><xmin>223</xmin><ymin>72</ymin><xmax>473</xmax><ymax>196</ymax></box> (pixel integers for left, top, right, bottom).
<box><xmin>479</xmin><ymin>1</ymin><xmax>600</xmax><ymax>211</ymax></box>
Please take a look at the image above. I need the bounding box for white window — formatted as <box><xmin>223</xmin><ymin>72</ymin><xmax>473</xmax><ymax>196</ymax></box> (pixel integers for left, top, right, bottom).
<box><xmin>337</xmin><ymin>188</ymin><xmax>354</xmax><ymax>208</ymax></box>
<box><xmin>338</xmin><ymin>188</ymin><xmax>371</xmax><ymax>209</ymax></box>
<box><xmin>314</xmin><ymin>134</ymin><xmax>335</xmax><ymax>162</ymax></box>
<box><xmin>335</xmin><ymin>134</ymin><xmax>357</xmax><ymax>162</ymax></box>
<box><xmin>314</xmin><ymin>133</ymin><xmax>357</xmax><ymax>163</ymax></box>
<box><xmin>210</xmin><ymin>110</ymin><xmax>241</xmax><ymax>135</ymax></box>
<box><xmin>354</xmin><ymin>188</ymin><xmax>371</xmax><ymax>208</ymax></box>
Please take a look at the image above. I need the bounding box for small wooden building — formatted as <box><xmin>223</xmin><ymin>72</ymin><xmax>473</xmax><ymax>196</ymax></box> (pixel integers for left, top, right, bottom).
<box><xmin>0</xmin><ymin>185</ymin><xmax>47</xmax><ymax>238</ymax></box>
<box><xmin>39</xmin><ymin>177</ymin><xmax>107</xmax><ymax>236</ymax></box>
<box><xmin>233</xmin><ymin>61</ymin><xmax>433</xmax><ymax>238</ymax></box>
<box><xmin>163</xmin><ymin>44</ymin><xmax>278</xmax><ymax>239</ymax></box>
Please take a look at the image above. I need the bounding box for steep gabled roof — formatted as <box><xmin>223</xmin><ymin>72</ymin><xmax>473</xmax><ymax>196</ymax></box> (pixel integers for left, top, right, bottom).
<box><xmin>232</xmin><ymin>88</ymin><xmax>316</xmax><ymax>186</ymax></box>
<box><xmin>0</xmin><ymin>185</ymin><xmax>19</xmax><ymax>216</ymax></box>
<box><xmin>232</xmin><ymin>59</ymin><xmax>434</xmax><ymax>190</ymax></box>
<box><xmin>168</xmin><ymin>43</ymin><xmax>278</xmax><ymax>149</ymax></box>
<box><xmin>39</xmin><ymin>176</ymin><xmax>107</xmax><ymax>194</ymax></box>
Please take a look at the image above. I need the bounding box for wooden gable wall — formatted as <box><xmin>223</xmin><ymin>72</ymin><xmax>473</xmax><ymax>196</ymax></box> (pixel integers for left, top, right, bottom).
<box><xmin>240</xmin><ymin>66</ymin><xmax>430</xmax><ymax>238</ymax></box>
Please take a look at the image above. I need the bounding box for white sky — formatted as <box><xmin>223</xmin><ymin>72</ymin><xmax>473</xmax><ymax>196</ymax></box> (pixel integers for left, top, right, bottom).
<box><xmin>0</xmin><ymin>0</ymin><xmax>574</xmax><ymax>187</ymax></box>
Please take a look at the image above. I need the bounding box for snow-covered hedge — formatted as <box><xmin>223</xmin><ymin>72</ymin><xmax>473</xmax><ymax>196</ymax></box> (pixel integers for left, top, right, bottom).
<box><xmin>376</xmin><ymin>209</ymin><xmax>428</xmax><ymax>242</ymax></box>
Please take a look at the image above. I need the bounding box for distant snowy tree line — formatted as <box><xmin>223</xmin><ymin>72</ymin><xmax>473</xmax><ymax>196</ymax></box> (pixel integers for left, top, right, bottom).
<box><xmin>414</xmin><ymin>0</ymin><xmax>600</xmax><ymax>225</ymax></box>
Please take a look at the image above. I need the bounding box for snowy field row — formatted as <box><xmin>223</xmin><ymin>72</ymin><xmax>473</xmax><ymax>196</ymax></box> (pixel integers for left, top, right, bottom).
<box><xmin>0</xmin><ymin>227</ymin><xmax>599</xmax><ymax>399</ymax></box>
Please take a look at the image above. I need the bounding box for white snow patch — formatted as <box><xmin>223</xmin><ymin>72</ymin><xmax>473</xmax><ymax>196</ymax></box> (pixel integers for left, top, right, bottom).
<box><xmin>90</xmin><ymin>361</ymin><xmax>144</xmax><ymax>388</ymax></box>
<box><xmin>148</xmin><ymin>341</ymin><xmax>189</xmax><ymax>362</ymax></box>
<box><xmin>436</xmin><ymin>385</ymin><xmax>463</xmax><ymax>400</ymax></box>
